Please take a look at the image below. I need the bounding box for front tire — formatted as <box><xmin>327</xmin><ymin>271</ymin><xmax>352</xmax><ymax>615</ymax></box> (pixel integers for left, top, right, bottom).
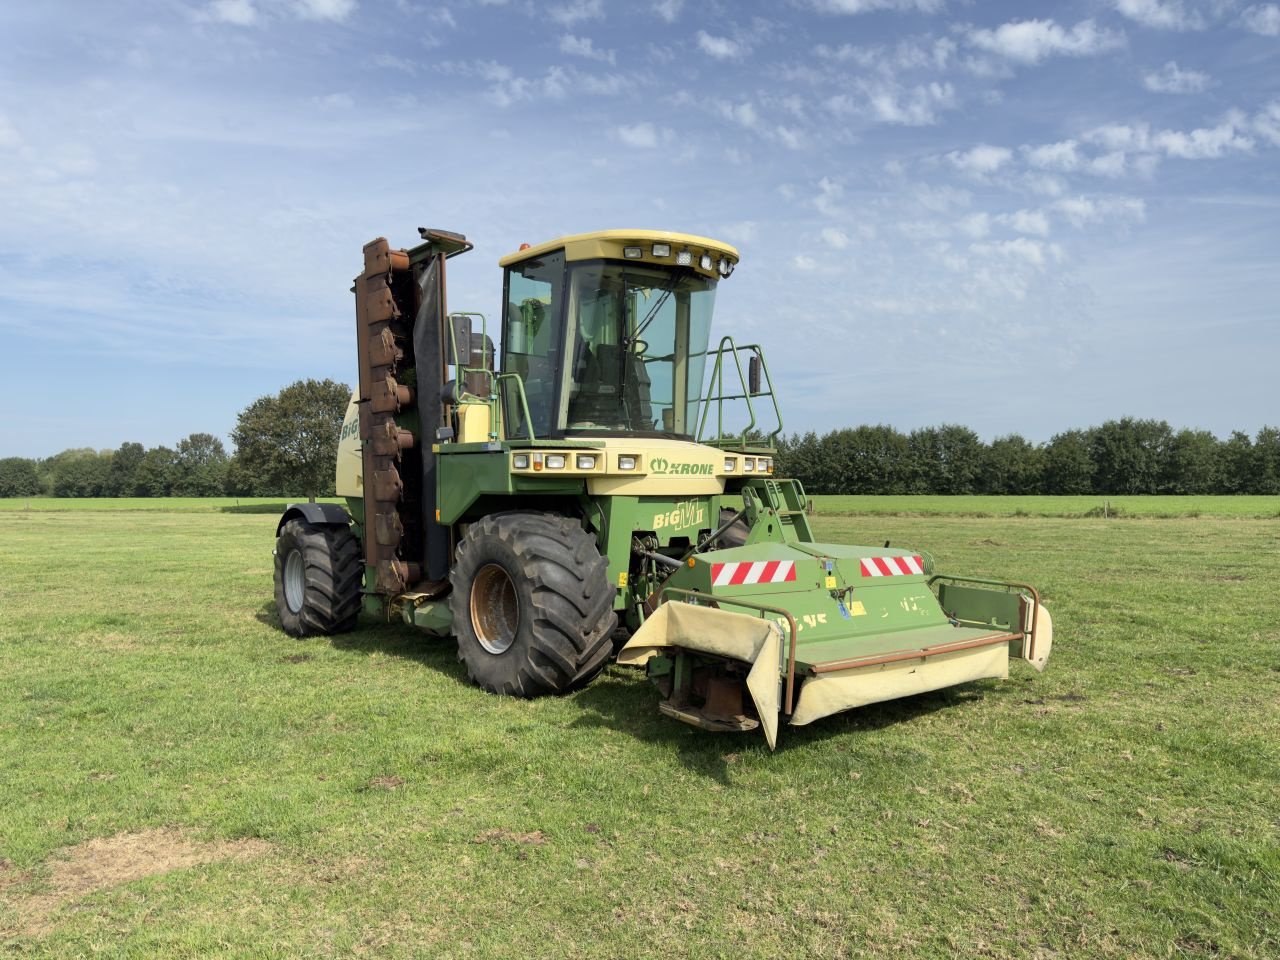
<box><xmin>450</xmin><ymin>512</ymin><xmax>617</xmax><ymax>697</ymax></box>
<box><xmin>274</xmin><ymin>519</ymin><xmax>363</xmax><ymax>637</ymax></box>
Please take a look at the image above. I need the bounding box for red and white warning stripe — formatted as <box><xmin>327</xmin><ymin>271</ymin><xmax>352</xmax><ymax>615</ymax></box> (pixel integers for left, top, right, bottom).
<box><xmin>711</xmin><ymin>560</ymin><xmax>797</xmax><ymax>587</ymax></box>
<box><xmin>859</xmin><ymin>555</ymin><xmax>924</xmax><ymax>577</ymax></box>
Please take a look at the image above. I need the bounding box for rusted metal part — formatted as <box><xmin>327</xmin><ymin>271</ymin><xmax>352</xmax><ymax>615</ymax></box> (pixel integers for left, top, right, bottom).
<box><xmin>369</xmin><ymin>327</ymin><xmax>403</xmax><ymax>367</ymax></box>
<box><xmin>370</xmin><ymin>374</ymin><xmax>412</xmax><ymax>413</ymax></box>
<box><xmin>375</xmin><ymin>511</ymin><xmax>404</xmax><ymax>546</ymax></box>
<box><xmin>370</xmin><ymin>420</ymin><xmax>415</xmax><ymax>456</ymax></box>
<box><xmin>657</xmin><ymin>701</ymin><xmax>759</xmax><ymax>733</ymax></box>
<box><xmin>701</xmin><ymin>673</ymin><xmax>748</xmax><ymax>721</ymax></box>
<box><xmin>807</xmin><ymin>631</ymin><xmax>1020</xmax><ymax>674</ymax></box>
<box><xmin>655</xmin><ymin>587</ymin><xmax>801</xmax><ymax>716</ymax></box>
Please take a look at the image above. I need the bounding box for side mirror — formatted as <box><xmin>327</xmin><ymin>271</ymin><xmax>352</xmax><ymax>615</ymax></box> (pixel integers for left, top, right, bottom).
<box><xmin>748</xmin><ymin>354</ymin><xmax>762</xmax><ymax>395</ymax></box>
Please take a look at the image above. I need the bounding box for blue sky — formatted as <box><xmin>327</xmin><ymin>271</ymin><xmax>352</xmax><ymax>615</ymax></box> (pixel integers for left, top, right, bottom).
<box><xmin>1</xmin><ymin>0</ymin><xmax>1277</xmax><ymax>457</ymax></box>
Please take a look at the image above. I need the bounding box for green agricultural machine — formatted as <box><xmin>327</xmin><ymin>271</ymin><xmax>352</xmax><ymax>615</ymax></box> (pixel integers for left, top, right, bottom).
<box><xmin>273</xmin><ymin>227</ymin><xmax>1052</xmax><ymax>747</ymax></box>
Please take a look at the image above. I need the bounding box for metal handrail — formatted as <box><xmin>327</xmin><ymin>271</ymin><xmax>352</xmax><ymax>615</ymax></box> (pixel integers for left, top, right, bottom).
<box><xmin>654</xmin><ymin>587</ymin><xmax>802</xmax><ymax>716</ymax></box>
<box><xmin>695</xmin><ymin>336</ymin><xmax>784</xmax><ymax>445</ymax></box>
<box><xmin>495</xmin><ymin>373</ymin><xmax>537</xmax><ymax>442</ymax></box>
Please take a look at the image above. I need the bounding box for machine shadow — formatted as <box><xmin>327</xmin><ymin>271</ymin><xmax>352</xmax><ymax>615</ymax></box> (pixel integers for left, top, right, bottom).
<box><xmin>255</xmin><ymin>601</ymin><xmax>994</xmax><ymax>778</ymax></box>
<box><xmin>254</xmin><ymin>602</ymin><xmax>473</xmax><ymax>688</ymax></box>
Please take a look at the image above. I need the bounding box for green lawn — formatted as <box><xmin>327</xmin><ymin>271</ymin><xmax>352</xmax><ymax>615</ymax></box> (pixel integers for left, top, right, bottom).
<box><xmin>0</xmin><ymin>497</ymin><xmax>338</xmax><ymax>514</ymax></box>
<box><xmin>1</xmin><ymin>502</ymin><xmax>1277</xmax><ymax>957</ymax></box>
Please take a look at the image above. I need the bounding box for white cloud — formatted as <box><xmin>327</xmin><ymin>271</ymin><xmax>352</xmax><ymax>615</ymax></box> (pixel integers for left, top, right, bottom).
<box><xmin>293</xmin><ymin>0</ymin><xmax>356</xmax><ymax>22</ymax></box>
<box><xmin>1053</xmin><ymin>195</ymin><xmax>1146</xmax><ymax>227</ymax></box>
<box><xmin>864</xmin><ymin>81</ymin><xmax>956</xmax><ymax>126</ymax></box>
<box><xmin>720</xmin><ymin>221</ymin><xmax>758</xmax><ymax>244</ymax></box>
<box><xmin>697</xmin><ymin>31</ymin><xmax>743</xmax><ymax>59</ymax></box>
<box><xmin>0</xmin><ymin>115</ymin><xmax>21</xmax><ymax>150</ymax></box>
<box><xmin>615</xmin><ymin>122</ymin><xmax>661</xmax><ymax>148</ymax></box>
<box><xmin>653</xmin><ymin>0</ymin><xmax>683</xmax><ymax>22</ymax></box>
<box><xmin>207</xmin><ymin>0</ymin><xmax>258</xmax><ymax>25</ymax></box>
<box><xmin>1024</xmin><ymin>139</ymin><xmax>1081</xmax><ymax>171</ymax></box>
<box><xmin>720</xmin><ymin>101</ymin><xmax>759</xmax><ymax>128</ymax></box>
<box><xmin>964</xmin><ymin>19</ymin><xmax>1126</xmax><ymax>65</ymax></box>
<box><xmin>820</xmin><ymin>227</ymin><xmax>850</xmax><ymax>249</ymax></box>
<box><xmin>559</xmin><ymin>34</ymin><xmax>615</xmax><ymax>64</ymax></box>
<box><xmin>815</xmin><ymin>37</ymin><xmax>955</xmax><ymax>73</ymax></box>
<box><xmin>1254</xmin><ymin>101</ymin><xmax>1280</xmax><ymax>146</ymax></box>
<box><xmin>774</xmin><ymin>125</ymin><xmax>803</xmax><ymax>150</ymax></box>
<box><xmin>947</xmin><ymin>144</ymin><xmax>1013</xmax><ymax>176</ymax></box>
<box><xmin>1152</xmin><ymin>113</ymin><xmax>1254</xmax><ymax>158</ymax></box>
<box><xmin>958</xmin><ymin>212</ymin><xmax>991</xmax><ymax>238</ymax></box>
<box><xmin>1114</xmin><ymin>0</ymin><xmax>1206</xmax><ymax>31</ymax></box>
<box><xmin>549</xmin><ymin>0</ymin><xmax>603</xmax><ymax>27</ymax></box>
<box><xmin>792</xmin><ymin>254</ymin><xmax>818</xmax><ymax>270</ymax></box>
<box><xmin>1083</xmin><ymin>122</ymin><xmax>1152</xmax><ymax>152</ymax></box>
<box><xmin>970</xmin><ymin>237</ymin><xmax>1060</xmax><ymax>268</ymax></box>
<box><xmin>1088</xmin><ymin>151</ymin><xmax>1128</xmax><ymax>177</ymax></box>
<box><xmin>1143</xmin><ymin>61</ymin><xmax>1211</xmax><ymax>94</ymax></box>
<box><xmin>1241</xmin><ymin>4</ymin><xmax>1280</xmax><ymax>34</ymax></box>
<box><xmin>1000</xmin><ymin>208</ymin><xmax>1051</xmax><ymax>236</ymax></box>
<box><xmin>809</xmin><ymin>0</ymin><xmax>945</xmax><ymax>13</ymax></box>
<box><xmin>814</xmin><ymin>177</ymin><xmax>844</xmax><ymax>216</ymax></box>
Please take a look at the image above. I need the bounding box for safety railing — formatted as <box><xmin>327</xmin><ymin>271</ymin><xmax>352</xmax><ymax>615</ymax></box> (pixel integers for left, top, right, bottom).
<box><xmin>695</xmin><ymin>336</ymin><xmax>784</xmax><ymax>446</ymax></box>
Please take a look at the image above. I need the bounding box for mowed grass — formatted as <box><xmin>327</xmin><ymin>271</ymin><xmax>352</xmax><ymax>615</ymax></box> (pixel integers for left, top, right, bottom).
<box><xmin>0</xmin><ymin>497</ymin><xmax>338</xmax><ymax>514</ymax></box>
<box><xmin>813</xmin><ymin>494</ymin><xmax>1280</xmax><ymax>518</ymax></box>
<box><xmin>1</xmin><ymin>502</ymin><xmax>1277</xmax><ymax>958</ymax></box>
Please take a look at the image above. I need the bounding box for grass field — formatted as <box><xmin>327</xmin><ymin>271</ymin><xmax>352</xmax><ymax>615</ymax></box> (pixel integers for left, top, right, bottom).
<box><xmin>1</xmin><ymin>499</ymin><xmax>1277</xmax><ymax>958</ymax></box>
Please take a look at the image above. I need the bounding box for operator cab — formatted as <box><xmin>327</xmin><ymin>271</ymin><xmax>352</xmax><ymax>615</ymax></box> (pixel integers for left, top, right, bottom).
<box><xmin>499</xmin><ymin>231</ymin><xmax>738</xmax><ymax>441</ymax></box>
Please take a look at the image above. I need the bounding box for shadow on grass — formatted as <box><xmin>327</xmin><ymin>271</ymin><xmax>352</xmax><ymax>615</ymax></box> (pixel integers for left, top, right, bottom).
<box><xmin>255</xmin><ymin>601</ymin><xmax>473</xmax><ymax>689</ymax></box>
<box><xmin>255</xmin><ymin>602</ymin><xmax>991</xmax><ymax>780</ymax></box>
<box><xmin>568</xmin><ymin>663</ymin><xmax>990</xmax><ymax>781</ymax></box>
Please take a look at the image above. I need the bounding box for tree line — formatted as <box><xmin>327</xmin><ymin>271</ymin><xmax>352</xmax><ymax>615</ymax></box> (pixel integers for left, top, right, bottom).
<box><xmin>4</xmin><ymin>402</ymin><xmax>1278</xmax><ymax>500</ymax></box>
<box><xmin>775</xmin><ymin>419</ymin><xmax>1280</xmax><ymax>496</ymax></box>
<box><xmin>0</xmin><ymin>380</ymin><xmax>351</xmax><ymax>500</ymax></box>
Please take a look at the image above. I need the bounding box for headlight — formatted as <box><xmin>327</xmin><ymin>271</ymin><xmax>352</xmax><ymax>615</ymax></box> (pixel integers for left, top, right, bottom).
<box><xmin>576</xmin><ymin>454</ymin><xmax>597</xmax><ymax>470</ymax></box>
<box><xmin>513</xmin><ymin>454</ymin><xmax>530</xmax><ymax>470</ymax></box>
<box><xmin>623</xmin><ymin>246</ymin><xmax>643</xmax><ymax>259</ymax></box>
<box><xmin>545</xmin><ymin>454</ymin><xmax>567</xmax><ymax>469</ymax></box>
<box><xmin>743</xmin><ymin>458</ymin><xmax>755</xmax><ymax>472</ymax></box>
<box><xmin>676</xmin><ymin>250</ymin><xmax>692</xmax><ymax>266</ymax></box>
<box><xmin>764</xmin><ymin>458</ymin><xmax>774</xmax><ymax>473</ymax></box>
<box><xmin>718</xmin><ymin>258</ymin><xmax>733</xmax><ymax>277</ymax></box>
<box><xmin>723</xmin><ymin>458</ymin><xmax>736</xmax><ymax>472</ymax></box>
<box><xmin>618</xmin><ymin>455</ymin><xmax>638</xmax><ymax>470</ymax></box>
<box><xmin>651</xmin><ymin>243</ymin><xmax>671</xmax><ymax>257</ymax></box>
<box><xmin>700</xmin><ymin>254</ymin><xmax>713</xmax><ymax>271</ymax></box>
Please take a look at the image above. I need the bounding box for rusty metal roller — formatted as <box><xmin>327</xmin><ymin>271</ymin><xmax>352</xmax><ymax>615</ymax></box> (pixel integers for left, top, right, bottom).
<box><xmin>372</xmin><ymin>467</ymin><xmax>403</xmax><ymax>501</ymax></box>
<box><xmin>369</xmin><ymin>327</ymin><xmax>403</xmax><ymax>368</ymax></box>
<box><xmin>374</xmin><ymin>511</ymin><xmax>404</xmax><ymax>547</ymax></box>
<box><xmin>370</xmin><ymin>374</ymin><xmax>413</xmax><ymax>413</ymax></box>
<box><xmin>363</xmin><ymin>238</ymin><xmax>411</xmax><ymax>277</ymax></box>
<box><xmin>365</xmin><ymin>275</ymin><xmax>400</xmax><ymax>325</ymax></box>
<box><xmin>371</xmin><ymin>419</ymin><xmax>415</xmax><ymax>456</ymax></box>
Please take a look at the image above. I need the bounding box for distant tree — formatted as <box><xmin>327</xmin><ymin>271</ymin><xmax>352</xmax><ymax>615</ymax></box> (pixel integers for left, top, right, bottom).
<box><xmin>0</xmin><ymin>457</ymin><xmax>41</xmax><ymax>497</ymax></box>
<box><xmin>1252</xmin><ymin>426</ymin><xmax>1280</xmax><ymax>495</ymax></box>
<box><xmin>776</xmin><ymin>431</ymin><xmax>822</xmax><ymax>491</ymax></box>
<box><xmin>1042</xmin><ymin>429</ymin><xmax>1096</xmax><ymax>494</ymax></box>
<box><xmin>906</xmin><ymin>424</ymin><xmax>982</xmax><ymax>495</ymax></box>
<box><xmin>822</xmin><ymin>425</ymin><xmax>911</xmax><ymax>494</ymax></box>
<box><xmin>1217</xmin><ymin>431</ymin><xmax>1255</xmax><ymax>494</ymax></box>
<box><xmin>1090</xmin><ymin>418</ymin><xmax>1173</xmax><ymax>494</ymax></box>
<box><xmin>49</xmin><ymin>449</ymin><xmax>113</xmax><ymax>497</ymax></box>
<box><xmin>230</xmin><ymin>379</ymin><xmax>352</xmax><ymax>501</ymax></box>
<box><xmin>172</xmin><ymin>433</ymin><xmax>230</xmax><ymax>496</ymax></box>
<box><xmin>980</xmin><ymin>434</ymin><xmax>1044</xmax><ymax>495</ymax></box>
<box><xmin>1161</xmin><ymin>429</ymin><xmax>1221</xmax><ymax>494</ymax></box>
<box><xmin>105</xmin><ymin>442</ymin><xmax>147</xmax><ymax>497</ymax></box>
<box><xmin>135</xmin><ymin>446</ymin><xmax>178</xmax><ymax>497</ymax></box>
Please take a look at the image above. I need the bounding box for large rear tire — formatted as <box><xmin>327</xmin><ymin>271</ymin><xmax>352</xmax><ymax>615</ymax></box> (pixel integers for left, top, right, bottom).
<box><xmin>274</xmin><ymin>519</ymin><xmax>363</xmax><ymax>637</ymax></box>
<box><xmin>450</xmin><ymin>512</ymin><xmax>617</xmax><ymax>697</ymax></box>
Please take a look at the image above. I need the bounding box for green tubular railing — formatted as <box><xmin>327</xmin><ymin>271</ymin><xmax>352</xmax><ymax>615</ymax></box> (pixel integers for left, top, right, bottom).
<box><xmin>696</xmin><ymin>336</ymin><xmax>784</xmax><ymax>446</ymax></box>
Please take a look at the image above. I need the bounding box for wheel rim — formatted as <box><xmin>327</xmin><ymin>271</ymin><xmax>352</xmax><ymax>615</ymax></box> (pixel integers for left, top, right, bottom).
<box><xmin>284</xmin><ymin>549</ymin><xmax>306</xmax><ymax>613</ymax></box>
<box><xmin>470</xmin><ymin>563</ymin><xmax>519</xmax><ymax>655</ymax></box>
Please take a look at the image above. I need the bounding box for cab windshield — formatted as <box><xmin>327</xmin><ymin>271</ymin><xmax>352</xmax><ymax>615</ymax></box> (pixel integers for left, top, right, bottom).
<box><xmin>558</xmin><ymin>261</ymin><xmax>716</xmax><ymax>438</ymax></box>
